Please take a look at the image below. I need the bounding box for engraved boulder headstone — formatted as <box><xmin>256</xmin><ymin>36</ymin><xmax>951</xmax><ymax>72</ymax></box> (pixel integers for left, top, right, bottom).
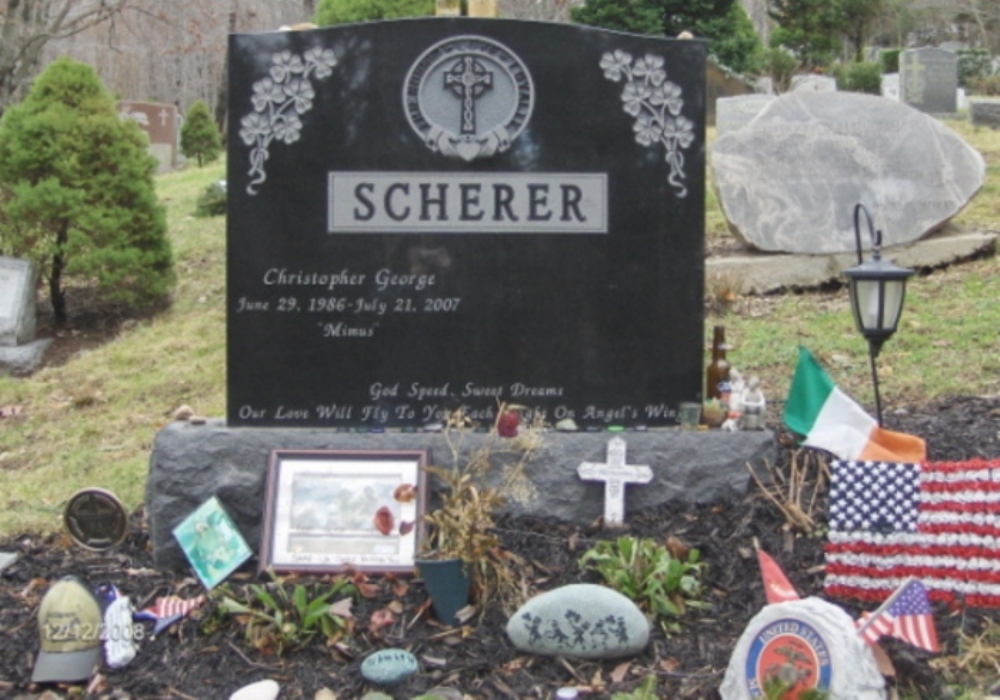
<box><xmin>900</xmin><ymin>47</ymin><xmax>958</xmax><ymax>115</ymax></box>
<box><xmin>715</xmin><ymin>95</ymin><xmax>775</xmax><ymax>135</ymax></box>
<box><xmin>226</xmin><ymin>20</ymin><xmax>706</xmax><ymax>429</ymax></box>
<box><xmin>0</xmin><ymin>257</ymin><xmax>51</xmax><ymax>374</ymax></box>
<box><xmin>710</xmin><ymin>92</ymin><xmax>985</xmax><ymax>254</ymax></box>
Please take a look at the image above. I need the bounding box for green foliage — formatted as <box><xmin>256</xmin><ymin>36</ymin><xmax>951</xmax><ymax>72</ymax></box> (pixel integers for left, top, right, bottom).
<box><xmin>216</xmin><ymin>571</ymin><xmax>356</xmax><ymax>655</ymax></box>
<box><xmin>763</xmin><ymin>677</ymin><xmax>831</xmax><ymax>699</ymax></box>
<box><xmin>579</xmin><ymin>536</ymin><xmax>707</xmax><ymax>634</ymax></box>
<box><xmin>957</xmin><ymin>48</ymin><xmax>994</xmax><ymax>89</ymax></box>
<box><xmin>180</xmin><ymin>100</ymin><xmax>221</xmax><ymax>168</ymax></box>
<box><xmin>839</xmin><ymin>0</ymin><xmax>885</xmax><ymax>61</ymax></box>
<box><xmin>768</xmin><ymin>0</ymin><xmax>844</xmax><ymax>69</ymax></box>
<box><xmin>611</xmin><ymin>674</ymin><xmax>659</xmax><ymax>699</ymax></box>
<box><xmin>831</xmin><ymin>61</ymin><xmax>882</xmax><ymax>94</ymax></box>
<box><xmin>572</xmin><ymin>0</ymin><xmax>763</xmax><ymax>78</ymax></box>
<box><xmin>761</xmin><ymin>47</ymin><xmax>799</xmax><ymax>92</ymax></box>
<box><xmin>0</xmin><ymin>57</ymin><xmax>173</xmax><ymax>323</ymax></box>
<box><xmin>879</xmin><ymin>48</ymin><xmax>900</xmax><ymax>74</ymax></box>
<box><xmin>704</xmin><ymin>3</ymin><xmax>765</xmax><ymax>75</ymax></box>
<box><xmin>314</xmin><ymin>0</ymin><xmax>433</xmax><ymax>25</ymax></box>
<box><xmin>195</xmin><ymin>180</ymin><xmax>227</xmax><ymax>218</ymax></box>
<box><xmin>969</xmin><ymin>74</ymin><xmax>1000</xmax><ymax>96</ymax></box>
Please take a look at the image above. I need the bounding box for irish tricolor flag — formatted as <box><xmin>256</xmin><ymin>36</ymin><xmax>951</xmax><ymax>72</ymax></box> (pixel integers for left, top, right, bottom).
<box><xmin>783</xmin><ymin>346</ymin><xmax>926</xmax><ymax>463</ymax></box>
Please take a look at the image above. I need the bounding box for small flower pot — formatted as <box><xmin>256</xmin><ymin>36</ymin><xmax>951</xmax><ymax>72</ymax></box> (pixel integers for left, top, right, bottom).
<box><xmin>416</xmin><ymin>558</ymin><xmax>471</xmax><ymax>626</ymax></box>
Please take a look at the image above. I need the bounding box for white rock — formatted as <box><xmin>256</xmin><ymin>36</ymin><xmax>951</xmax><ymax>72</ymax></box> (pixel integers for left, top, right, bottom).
<box><xmin>506</xmin><ymin>583</ymin><xmax>649</xmax><ymax>659</ymax></box>
<box><xmin>229</xmin><ymin>679</ymin><xmax>280</xmax><ymax>700</ymax></box>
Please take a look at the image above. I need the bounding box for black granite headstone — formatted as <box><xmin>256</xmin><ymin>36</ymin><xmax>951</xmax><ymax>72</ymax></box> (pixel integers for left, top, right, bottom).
<box><xmin>227</xmin><ymin>19</ymin><xmax>706</xmax><ymax>429</ymax></box>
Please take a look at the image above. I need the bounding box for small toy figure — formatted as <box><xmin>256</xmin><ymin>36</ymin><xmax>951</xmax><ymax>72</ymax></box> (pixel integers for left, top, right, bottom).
<box><xmin>740</xmin><ymin>376</ymin><xmax>766</xmax><ymax>430</ymax></box>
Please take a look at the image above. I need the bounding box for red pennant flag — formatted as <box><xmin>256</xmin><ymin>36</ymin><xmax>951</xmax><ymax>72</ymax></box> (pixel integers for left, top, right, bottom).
<box><xmin>756</xmin><ymin>547</ymin><xmax>800</xmax><ymax>605</ymax></box>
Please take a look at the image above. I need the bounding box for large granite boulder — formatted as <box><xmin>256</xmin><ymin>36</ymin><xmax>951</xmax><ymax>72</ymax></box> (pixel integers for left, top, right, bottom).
<box><xmin>711</xmin><ymin>92</ymin><xmax>985</xmax><ymax>254</ymax></box>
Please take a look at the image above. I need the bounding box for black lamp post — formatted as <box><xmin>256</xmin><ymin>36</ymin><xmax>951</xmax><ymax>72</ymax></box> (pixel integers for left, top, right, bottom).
<box><xmin>841</xmin><ymin>203</ymin><xmax>915</xmax><ymax>426</ymax></box>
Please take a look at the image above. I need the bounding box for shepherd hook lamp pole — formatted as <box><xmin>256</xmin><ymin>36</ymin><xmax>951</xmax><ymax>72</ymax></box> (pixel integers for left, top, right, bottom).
<box><xmin>841</xmin><ymin>203</ymin><xmax>915</xmax><ymax>426</ymax></box>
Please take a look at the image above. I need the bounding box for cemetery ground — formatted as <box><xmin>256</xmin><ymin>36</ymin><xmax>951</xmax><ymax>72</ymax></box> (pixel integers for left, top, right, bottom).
<box><xmin>0</xmin><ymin>121</ymin><xmax>997</xmax><ymax>698</ymax></box>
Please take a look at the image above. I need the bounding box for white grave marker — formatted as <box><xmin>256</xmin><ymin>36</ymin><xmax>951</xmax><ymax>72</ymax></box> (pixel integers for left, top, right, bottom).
<box><xmin>577</xmin><ymin>437</ymin><xmax>652</xmax><ymax>525</ymax></box>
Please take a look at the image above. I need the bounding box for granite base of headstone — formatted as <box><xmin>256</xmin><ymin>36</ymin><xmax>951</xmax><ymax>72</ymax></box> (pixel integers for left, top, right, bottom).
<box><xmin>0</xmin><ymin>257</ymin><xmax>50</xmax><ymax>375</ymax></box>
<box><xmin>711</xmin><ymin>92</ymin><xmax>986</xmax><ymax>254</ymax></box>
<box><xmin>146</xmin><ymin>421</ymin><xmax>775</xmax><ymax>570</ymax></box>
<box><xmin>720</xmin><ymin>597</ymin><xmax>886</xmax><ymax>699</ymax></box>
<box><xmin>970</xmin><ymin>98</ymin><xmax>1000</xmax><ymax>129</ymax></box>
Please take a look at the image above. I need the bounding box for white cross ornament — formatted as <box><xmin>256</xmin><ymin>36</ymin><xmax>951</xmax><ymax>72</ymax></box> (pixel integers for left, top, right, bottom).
<box><xmin>577</xmin><ymin>436</ymin><xmax>652</xmax><ymax>526</ymax></box>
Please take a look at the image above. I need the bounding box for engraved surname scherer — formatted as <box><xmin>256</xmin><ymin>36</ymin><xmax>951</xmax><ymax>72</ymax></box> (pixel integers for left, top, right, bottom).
<box><xmin>328</xmin><ymin>172</ymin><xmax>607</xmax><ymax>233</ymax></box>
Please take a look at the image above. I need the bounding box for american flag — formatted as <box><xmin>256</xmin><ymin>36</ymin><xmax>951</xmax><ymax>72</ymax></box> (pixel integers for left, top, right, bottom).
<box><xmin>856</xmin><ymin>577</ymin><xmax>939</xmax><ymax>652</ymax></box>
<box><xmin>825</xmin><ymin>458</ymin><xmax>1000</xmax><ymax>608</ymax></box>
<box><xmin>134</xmin><ymin>594</ymin><xmax>206</xmax><ymax>635</ymax></box>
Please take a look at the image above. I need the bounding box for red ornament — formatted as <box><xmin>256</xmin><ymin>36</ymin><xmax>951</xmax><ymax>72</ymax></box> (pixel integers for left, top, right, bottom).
<box><xmin>497</xmin><ymin>410</ymin><xmax>520</xmax><ymax>437</ymax></box>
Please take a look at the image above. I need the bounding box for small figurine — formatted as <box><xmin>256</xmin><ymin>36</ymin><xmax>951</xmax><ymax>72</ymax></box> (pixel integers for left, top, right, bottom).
<box><xmin>740</xmin><ymin>376</ymin><xmax>766</xmax><ymax>430</ymax></box>
<box><xmin>728</xmin><ymin>368</ymin><xmax>745</xmax><ymax>413</ymax></box>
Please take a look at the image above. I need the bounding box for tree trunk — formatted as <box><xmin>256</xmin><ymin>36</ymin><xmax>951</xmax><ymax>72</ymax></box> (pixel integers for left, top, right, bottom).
<box><xmin>50</xmin><ymin>223</ymin><xmax>69</xmax><ymax>325</ymax></box>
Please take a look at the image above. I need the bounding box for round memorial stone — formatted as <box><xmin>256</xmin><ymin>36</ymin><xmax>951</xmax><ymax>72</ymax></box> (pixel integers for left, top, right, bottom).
<box><xmin>360</xmin><ymin>648</ymin><xmax>420</xmax><ymax>685</ymax></box>
<box><xmin>63</xmin><ymin>488</ymin><xmax>128</xmax><ymax>551</ymax></box>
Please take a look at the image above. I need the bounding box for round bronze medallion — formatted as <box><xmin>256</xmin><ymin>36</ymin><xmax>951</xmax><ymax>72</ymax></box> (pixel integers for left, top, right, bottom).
<box><xmin>63</xmin><ymin>488</ymin><xmax>128</xmax><ymax>551</ymax></box>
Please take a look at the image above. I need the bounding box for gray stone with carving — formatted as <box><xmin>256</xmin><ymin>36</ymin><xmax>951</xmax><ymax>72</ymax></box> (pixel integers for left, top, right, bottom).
<box><xmin>506</xmin><ymin>584</ymin><xmax>649</xmax><ymax>659</ymax></box>
<box><xmin>715</xmin><ymin>95</ymin><xmax>775</xmax><ymax>135</ymax></box>
<box><xmin>711</xmin><ymin>92</ymin><xmax>985</xmax><ymax>254</ymax></box>
<box><xmin>720</xmin><ymin>597</ymin><xmax>885</xmax><ymax>699</ymax></box>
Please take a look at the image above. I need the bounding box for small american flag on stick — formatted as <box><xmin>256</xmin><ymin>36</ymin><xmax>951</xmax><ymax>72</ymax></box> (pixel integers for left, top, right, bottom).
<box><xmin>856</xmin><ymin>577</ymin><xmax>939</xmax><ymax>652</ymax></box>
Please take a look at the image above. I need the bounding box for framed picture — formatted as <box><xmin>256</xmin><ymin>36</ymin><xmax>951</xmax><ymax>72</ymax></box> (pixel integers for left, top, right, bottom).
<box><xmin>260</xmin><ymin>449</ymin><xmax>428</xmax><ymax>574</ymax></box>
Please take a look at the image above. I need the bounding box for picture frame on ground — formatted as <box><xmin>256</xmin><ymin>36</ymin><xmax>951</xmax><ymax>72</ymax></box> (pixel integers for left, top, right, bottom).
<box><xmin>260</xmin><ymin>449</ymin><xmax>428</xmax><ymax>574</ymax></box>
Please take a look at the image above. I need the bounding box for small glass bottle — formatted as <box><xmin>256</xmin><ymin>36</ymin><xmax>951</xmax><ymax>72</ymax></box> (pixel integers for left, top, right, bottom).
<box><xmin>706</xmin><ymin>325</ymin><xmax>731</xmax><ymax>402</ymax></box>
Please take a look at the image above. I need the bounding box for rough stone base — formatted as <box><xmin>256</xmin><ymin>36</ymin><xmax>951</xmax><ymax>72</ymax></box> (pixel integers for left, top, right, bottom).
<box><xmin>707</xmin><ymin>228</ymin><xmax>997</xmax><ymax>294</ymax></box>
<box><xmin>0</xmin><ymin>338</ymin><xmax>53</xmax><ymax>375</ymax></box>
<box><xmin>147</xmin><ymin>421</ymin><xmax>776</xmax><ymax>571</ymax></box>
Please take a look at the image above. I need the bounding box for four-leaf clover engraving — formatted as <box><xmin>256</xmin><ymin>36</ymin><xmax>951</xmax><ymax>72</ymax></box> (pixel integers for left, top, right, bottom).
<box><xmin>240</xmin><ymin>47</ymin><xmax>338</xmax><ymax>195</ymax></box>
<box><xmin>600</xmin><ymin>50</ymin><xmax>693</xmax><ymax>198</ymax></box>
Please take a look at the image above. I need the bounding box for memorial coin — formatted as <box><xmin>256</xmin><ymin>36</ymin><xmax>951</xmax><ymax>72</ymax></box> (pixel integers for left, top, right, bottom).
<box><xmin>63</xmin><ymin>488</ymin><xmax>128</xmax><ymax>550</ymax></box>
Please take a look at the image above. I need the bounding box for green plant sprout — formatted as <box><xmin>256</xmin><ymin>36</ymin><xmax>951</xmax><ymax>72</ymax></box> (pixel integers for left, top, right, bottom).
<box><xmin>216</xmin><ymin>570</ymin><xmax>356</xmax><ymax>655</ymax></box>
<box><xmin>579</xmin><ymin>536</ymin><xmax>707</xmax><ymax>635</ymax></box>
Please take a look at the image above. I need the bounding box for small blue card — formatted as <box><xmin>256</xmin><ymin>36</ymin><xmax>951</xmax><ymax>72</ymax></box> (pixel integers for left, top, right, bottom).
<box><xmin>172</xmin><ymin>497</ymin><xmax>252</xmax><ymax>589</ymax></box>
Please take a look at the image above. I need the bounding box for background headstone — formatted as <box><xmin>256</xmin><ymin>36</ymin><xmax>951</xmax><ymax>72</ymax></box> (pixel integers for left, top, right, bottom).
<box><xmin>970</xmin><ymin>98</ymin><xmax>1000</xmax><ymax>129</ymax></box>
<box><xmin>710</xmin><ymin>92</ymin><xmax>985</xmax><ymax>254</ymax></box>
<box><xmin>0</xmin><ymin>257</ymin><xmax>51</xmax><ymax>375</ymax></box>
<box><xmin>900</xmin><ymin>47</ymin><xmax>958</xmax><ymax>114</ymax></box>
<box><xmin>0</xmin><ymin>257</ymin><xmax>36</xmax><ymax>346</ymax></box>
<box><xmin>790</xmin><ymin>74</ymin><xmax>837</xmax><ymax>93</ymax></box>
<box><xmin>715</xmin><ymin>95</ymin><xmax>775</xmax><ymax>135</ymax></box>
<box><xmin>706</xmin><ymin>59</ymin><xmax>753</xmax><ymax>126</ymax></box>
<box><xmin>880</xmin><ymin>73</ymin><xmax>899</xmax><ymax>101</ymax></box>
<box><xmin>118</xmin><ymin>101</ymin><xmax>180</xmax><ymax>173</ymax></box>
<box><xmin>226</xmin><ymin>20</ymin><xmax>706</xmax><ymax>429</ymax></box>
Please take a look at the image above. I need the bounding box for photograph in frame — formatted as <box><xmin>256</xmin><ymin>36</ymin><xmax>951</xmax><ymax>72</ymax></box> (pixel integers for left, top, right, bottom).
<box><xmin>260</xmin><ymin>449</ymin><xmax>428</xmax><ymax>574</ymax></box>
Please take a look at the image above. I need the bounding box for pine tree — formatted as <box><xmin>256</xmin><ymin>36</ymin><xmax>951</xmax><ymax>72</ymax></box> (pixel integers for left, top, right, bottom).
<box><xmin>180</xmin><ymin>99</ymin><xmax>222</xmax><ymax>167</ymax></box>
<box><xmin>0</xmin><ymin>58</ymin><xmax>174</xmax><ymax>324</ymax></box>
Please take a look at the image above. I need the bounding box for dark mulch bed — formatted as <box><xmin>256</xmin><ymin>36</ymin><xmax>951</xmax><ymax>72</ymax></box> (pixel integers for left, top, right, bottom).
<box><xmin>1</xmin><ymin>395</ymin><xmax>998</xmax><ymax>699</ymax></box>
